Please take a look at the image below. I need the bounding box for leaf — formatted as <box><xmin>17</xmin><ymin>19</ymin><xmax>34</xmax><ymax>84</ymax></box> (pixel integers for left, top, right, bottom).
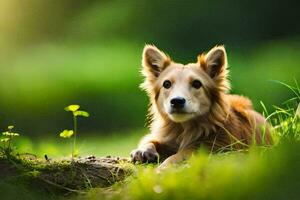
<box><xmin>296</xmin><ymin>103</ymin><xmax>300</xmax><ymax>117</ymax></box>
<box><xmin>2</xmin><ymin>132</ymin><xmax>19</xmax><ymax>137</ymax></box>
<box><xmin>12</xmin><ymin>133</ymin><xmax>20</xmax><ymax>137</ymax></box>
<box><xmin>65</xmin><ymin>105</ymin><xmax>80</xmax><ymax>112</ymax></box>
<box><xmin>59</xmin><ymin>130</ymin><xmax>74</xmax><ymax>138</ymax></box>
<box><xmin>1</xmin><ymin>138</ymin><xmax>10</xmax><ymax>142</ymax></box>
<box><xmin>2</xmin><ymin>131</ymin><xmax>10</xmax><ymax>136</ymax></box>
<box><xmin>74</xmin><ymin>110</ymin><xmax>90</xmax><ymax>117</ymax></box>
<box><xmin>8</xmin><ymin>125</ymin><xmax>14</xmax><ymax>130</ymax></box>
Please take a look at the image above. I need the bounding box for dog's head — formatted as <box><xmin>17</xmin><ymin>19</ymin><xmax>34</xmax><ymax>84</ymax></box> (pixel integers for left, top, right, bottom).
<box><xmin>141</xmin><ymin>45</ymin><xmax>230</xmax><ymax>123</ymax></box>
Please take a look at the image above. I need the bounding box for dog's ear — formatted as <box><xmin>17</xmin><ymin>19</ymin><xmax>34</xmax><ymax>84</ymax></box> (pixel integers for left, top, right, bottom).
<box><xmin>142</xmin><ymin>45</ymin><xmax>171</xmax><ymax>78</ymax></box>
<box><xmin>198</xmin><ymin>46</ymin><xmax>227</xmax><ymax>78</ymax></box>
<box><xmin>198</xmin><ymin>46</ymin><xmax>230</xmax><ymax>92</ymax></box>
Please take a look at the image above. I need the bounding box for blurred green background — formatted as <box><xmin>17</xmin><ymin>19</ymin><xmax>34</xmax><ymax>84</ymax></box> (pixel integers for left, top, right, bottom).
<box><xmin>0</xmin><ymin>0</ymin><xmax>299</xmax><ymax>157</ymax></box>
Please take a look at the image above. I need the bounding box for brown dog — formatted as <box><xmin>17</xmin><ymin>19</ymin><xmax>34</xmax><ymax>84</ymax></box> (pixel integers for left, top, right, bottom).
<box><xmin>131</xmin><ymin>45</ymin><xmax>272</xmax><ymax>169</ymax></box>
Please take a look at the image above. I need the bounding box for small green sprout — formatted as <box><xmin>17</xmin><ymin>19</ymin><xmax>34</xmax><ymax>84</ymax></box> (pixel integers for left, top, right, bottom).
<box><xmin>59</xmin><ymin>104</ymin><xmax>89</xmax><ymax>160</ymax></box>
<box><xmin>1</xmin><ymin>125</ymin><xmax>20</xmax><ymax>156</ymax></box>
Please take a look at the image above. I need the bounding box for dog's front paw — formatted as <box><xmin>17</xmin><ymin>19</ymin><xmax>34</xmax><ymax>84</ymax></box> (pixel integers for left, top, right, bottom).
<box><xmin>130</xmin><ymin>148</ymin><xmax>159</xmax><ymax>163</ymax></box>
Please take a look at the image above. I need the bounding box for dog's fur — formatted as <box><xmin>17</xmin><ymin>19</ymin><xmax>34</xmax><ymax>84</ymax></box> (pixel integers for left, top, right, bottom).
<box><xmin>131</xmin><ymin>45</ymin><xmax>272</xmax><ymax>168</ymax></box>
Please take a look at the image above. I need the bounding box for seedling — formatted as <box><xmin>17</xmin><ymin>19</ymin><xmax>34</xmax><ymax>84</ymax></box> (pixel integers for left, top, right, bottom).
<box><xmin>1</xmin><ymin>125</ymin><xmax>20</xmax><ymax>156</ymax></box>
<box><xmin>59</xmin><ymin>104</ymin><xmax>89</xmax><ymax>160</ymax></box>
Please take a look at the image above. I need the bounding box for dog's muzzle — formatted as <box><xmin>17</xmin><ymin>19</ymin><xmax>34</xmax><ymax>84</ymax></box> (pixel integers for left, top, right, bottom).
<box><xmin>170</xmin><ymin>97</ymin><xmax>186</xmax><ymax>113</ymax></box>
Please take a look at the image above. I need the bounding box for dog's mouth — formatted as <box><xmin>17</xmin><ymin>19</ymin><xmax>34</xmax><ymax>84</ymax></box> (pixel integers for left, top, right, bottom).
<box><xmin>168</xmin><ymin>109</ymin><xmax>196</xmax><ymax>122</ymax></box>
<box><xmin>169</xmin><ymin>107</ymin><xmax>195</xmax><ymax>115</ymax></box>
<box><xmin>169</xmin><ymin>109</ymin><xmax>189</xmax><ymax>114</ymax></box>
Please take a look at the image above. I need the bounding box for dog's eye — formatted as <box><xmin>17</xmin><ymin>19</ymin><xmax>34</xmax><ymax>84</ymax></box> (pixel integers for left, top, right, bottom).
<box><xmin>192</xmin><ymin>80</ymin><xmax>202</xmax><ymax>89</ymax></box>
<box><xmin>163</xmin><ymin>80</ymin><xmax>172</xmax><ymax>89</ymax></box>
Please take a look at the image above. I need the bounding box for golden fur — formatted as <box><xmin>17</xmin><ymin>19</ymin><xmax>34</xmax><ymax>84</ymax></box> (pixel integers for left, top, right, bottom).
<box><xmin>131</xmin><ymin>45</ymin><xmax>272</xmax><ymax>168</ymax></box>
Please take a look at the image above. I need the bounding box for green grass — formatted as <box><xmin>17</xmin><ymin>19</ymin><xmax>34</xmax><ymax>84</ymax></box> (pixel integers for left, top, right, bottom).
<box><xmin>14</xmin><ymin>130</ymin><xmax>143</xmax><ymax>159</ymax></box>
<box><xmin>0</xmin><ymin>97</ymin><xmax>299</xmax><ymax>200</ymax></box>
<box><xmin>1</xmin><ymin>91</ymin><xmax>296</xmax><ymax>200</ymax></box>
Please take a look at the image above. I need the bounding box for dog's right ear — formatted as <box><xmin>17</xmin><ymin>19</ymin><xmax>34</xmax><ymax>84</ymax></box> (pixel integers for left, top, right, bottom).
<box><xmin>142</xmin><ymin>45</ymin><xmax>171</xmax><ymax>78</ymax></box>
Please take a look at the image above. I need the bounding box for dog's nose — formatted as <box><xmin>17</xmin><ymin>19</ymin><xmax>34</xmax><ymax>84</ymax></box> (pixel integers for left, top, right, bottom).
<box><xmin>170</xmin><ymin>97</ymin><xmax>186</xmax><ymax>109</ymax></box>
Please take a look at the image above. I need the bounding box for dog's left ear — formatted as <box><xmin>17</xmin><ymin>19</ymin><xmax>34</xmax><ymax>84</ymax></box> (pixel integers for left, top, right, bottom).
<box><xmin>198</xmin><ymin>46</ymin><xmax>227</xmax><ymax>78</ymax></box>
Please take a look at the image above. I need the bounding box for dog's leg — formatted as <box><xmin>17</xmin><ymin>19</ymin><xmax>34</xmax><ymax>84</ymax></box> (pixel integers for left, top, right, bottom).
<box><xmin>157</xmin><ymin>148</ymin><xmax>195</xmax><ymax>170</ymax></box>
<box><xmin>130</xmin><ymin>133</ymin><xmax>161</xmax><ymax>163</ymax></box>
<box><xmin>131</xmin><ymin>142</ymin><xmax>159</xmax><ymax>163</ymax></box>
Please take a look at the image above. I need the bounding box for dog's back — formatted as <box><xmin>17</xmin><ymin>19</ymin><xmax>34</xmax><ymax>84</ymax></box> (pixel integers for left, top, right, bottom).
<box><xmin>202</xmin><ymin>94</ymin><xmax>272</xmax><ymax>152</ymax></box>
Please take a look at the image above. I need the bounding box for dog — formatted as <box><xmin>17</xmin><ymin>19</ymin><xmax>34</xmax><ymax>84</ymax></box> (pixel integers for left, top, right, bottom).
<box><xmin>131</xmin><ymin>45</ymin><xmax>272</xmax><ymax>169</ymax></box>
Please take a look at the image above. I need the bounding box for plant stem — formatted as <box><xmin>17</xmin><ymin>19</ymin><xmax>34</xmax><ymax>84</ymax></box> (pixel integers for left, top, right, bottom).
<box><xmin>72</xmin><ymin>114</ymin><xmax>77</xmax><ymax>160</ymax></box>
<box><xmin>8</xmin><ymin>131</ymin><xmax>12</xmax><ymax>155</ymax></box>
<box><xmin>8</xmin><ymin>139</ymin><xmax>11</xmax><ymax>153</ymax></box>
